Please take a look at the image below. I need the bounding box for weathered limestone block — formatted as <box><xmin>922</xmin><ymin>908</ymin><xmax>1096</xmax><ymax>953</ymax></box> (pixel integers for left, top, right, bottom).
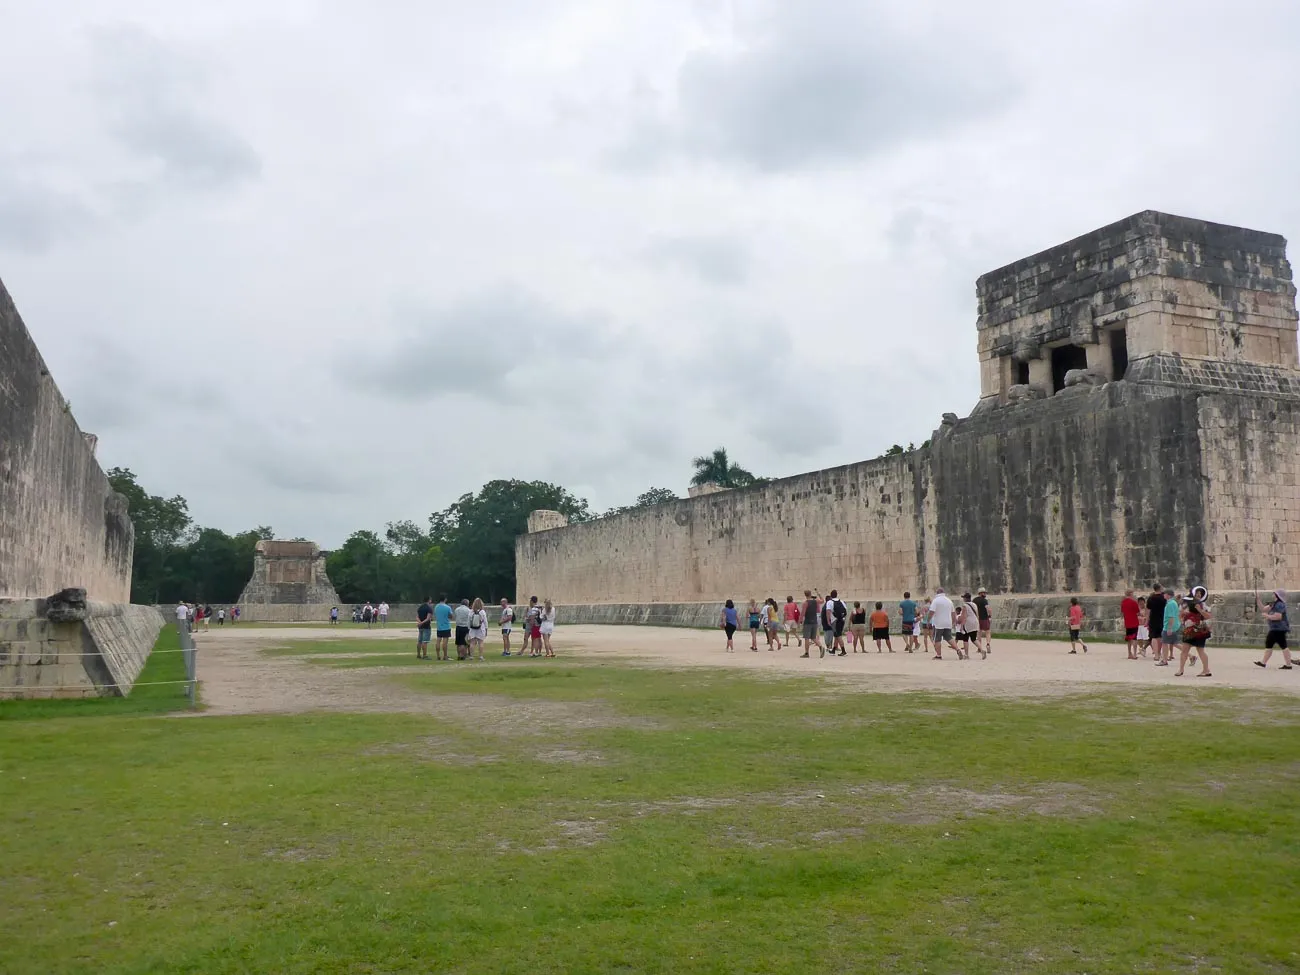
<box><xmin>1063</xmin><ymin>368</ymin><xmax>1104</xmax><ymax>388</ymax></box>
<box><xmin>1006</xmin><ymin>383</ymin><xmax>1046</xmax><ymax>402</ymax></box>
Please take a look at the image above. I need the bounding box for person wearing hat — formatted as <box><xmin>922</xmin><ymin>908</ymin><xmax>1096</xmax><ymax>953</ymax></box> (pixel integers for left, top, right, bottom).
<box><xmin>1254</xmin><ymin>589</ymin><xmax>1295</xmax><ymax>670</ymax></box>
<box><xmin>1175</xmin><ymin>591</ymin><xmax>1212</xmax><ymax>678</ymax></box>
<box><xmin>973</xmin><ymin>586</ymin><xmax>992</xmax><ymax>656</ymax></box>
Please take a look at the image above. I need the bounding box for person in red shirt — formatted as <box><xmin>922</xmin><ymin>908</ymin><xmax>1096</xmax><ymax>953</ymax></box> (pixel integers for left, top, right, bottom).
<box><xmin>782</xmin><ymin>595</ymin><xmax>802</xmax><ymax>648</ymax></box>
<box><xmin>1120</xmin><ymin>589</ymin><xmax>1141</xmax><ymax>659</ymax></box>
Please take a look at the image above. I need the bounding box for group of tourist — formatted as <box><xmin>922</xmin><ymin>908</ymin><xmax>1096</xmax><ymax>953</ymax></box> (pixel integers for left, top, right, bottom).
<box><xmin>413</xmin><ymin>596</ymin><xmax>556</xmax><ymax>661</ymax></box>
<box><xmin>173</xmin><ymin>601</ymin><xmax>237</xmax><ymax>631</ymax></box>
<box><xmin>715</xmin><ymin>583</ymin><xmax>1295</xmax><ymax>677</ymax></box>
<box><xmin>329</xmin><ymin>601</ymin><xmax>390</xmax><ymax>626</ymax></box>
<box><xmin>721</xmin><ymin>588</ymin><xmax>992</xmax><ymax>660</ymax></box>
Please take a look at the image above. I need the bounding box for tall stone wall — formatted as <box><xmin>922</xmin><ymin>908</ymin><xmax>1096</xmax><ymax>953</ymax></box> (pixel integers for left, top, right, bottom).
<box><xmin>518</xmin><ymin>212</ymin><xmax>1300</xmax><ymax>607</ymax></box>
<box><xmin>0</xmin><ymin>277</ymin><xmax>133</xmax><ymax>602</ymax></box>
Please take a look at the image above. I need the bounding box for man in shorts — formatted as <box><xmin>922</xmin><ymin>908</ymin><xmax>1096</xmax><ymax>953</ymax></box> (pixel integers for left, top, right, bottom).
<box><xmin>972</xmin><ymin>587</ymin><xmax>991</xmax><ymax>655</ymax></box>
<box><xmin>899</xmin><ymin>591</ymin><xmax>918</xmax><ymax>652</ymax></box>
<box><xmin>782</xmin><ymin>596</ymin><xmax>802</xmax><ymax>647</ymax></box>
<box><xmin>1159</xmin><ymin>588</ymin><xmax>1179</xmax><ymax>665</ymax></box>
<box><xmin>1121</xmin><ymin>589</ymin><xmax>1141</xmax><ymax>658</ymax></box>
<box><xmin>453</xmin><ymin>599</ymin><xmax>472</xmax><ymax>660</ymax></box>
<box><xmin>378</xmin><ymin>601</ymin><xmax>390</xmax><ymax>626</ymax></box>
<box><xmin>500</xmin><ymin>598</ymin><xmax>515</xmax><ymax>656</ymax></box>
<box><xmin>928</xmin><ymin>588</ymin><xmax>959</xmax><ymax>659</ymax></box>
<box><xmin>415</xmin><ymin>597</ymin><xmax>433</xmax><ymax>659</ymax></box>
<box><xmin>828</xmin><ymin>589</ymin><xmax>848</xmax><ymax>655</ymax></box>
<box><xmin>799</xmin><ymin>589</ymin><xmax>820</xmax><ymax>658</ymax></box>
<box><xmin>1255</xmin><ymin>589</ymin><xmax>1295</xmax><ymax>669</ymax></box>
<box><xmin>434</xmin><ymin>595</ymin><xmax>454</xmax><ymax>661</ymax></box>
<box><xmin>1146</xmin><ymin>585</ymin><xmax>1167</xmax><ymax>663</ymax></box>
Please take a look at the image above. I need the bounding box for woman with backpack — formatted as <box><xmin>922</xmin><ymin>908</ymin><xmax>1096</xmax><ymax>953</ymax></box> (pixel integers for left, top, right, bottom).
<box><xmin>1175</xmin><ymin>592</ymin><xmax>1213</xmax><ymax>678</ymax></box>
<box><xmin>468</xmin><ymin>598</ymin><xmax>488</xmax><ymax>662</ymax></box>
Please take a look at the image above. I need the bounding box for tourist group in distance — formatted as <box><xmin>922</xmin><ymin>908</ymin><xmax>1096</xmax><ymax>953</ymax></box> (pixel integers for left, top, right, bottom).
<box><xmin>717</xmin><ymin>584</ymin><xmax>1296</xmax><ymax>678</ymax></box>
<box><xmin>412</xmin><ymin>596</ymin><xmax>556</xmax><ymax>662</ymax></box>
<box><xmin>721</xmin><ymin>588</ymin><xmax>990</xmax><ymax>660</ymax></box>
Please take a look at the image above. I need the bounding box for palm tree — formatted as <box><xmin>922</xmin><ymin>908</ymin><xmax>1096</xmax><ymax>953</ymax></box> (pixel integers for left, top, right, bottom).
<box><xmin>690</xmin><ymin>447</ymin><xmax>758</xmax><ymax>489</ymax></box>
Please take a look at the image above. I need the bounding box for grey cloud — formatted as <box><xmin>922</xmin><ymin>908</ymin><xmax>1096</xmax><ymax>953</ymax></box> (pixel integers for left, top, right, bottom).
<box><xmin>0</xmin><ymin>175</ymin><xmax>96</xmax><ymax>252</ymax></box>
<box><xmin>344</xmin><ymin>287</ymin><xmax>616</xmax><ymax>402</ymax></box>
<box><xmin>643</xmin><ymin>233</ymin><xmax>750</xmax><ymax>284</ymax></box>
<box><xmin>625</xmin><ymin>2</ymin><xmax>1019</xmax><ymax>171</ymax></box>
<box><xmin>90</xmin><ymin>24</ymin><xmax>260</xmax><ymax>189</ymax></box>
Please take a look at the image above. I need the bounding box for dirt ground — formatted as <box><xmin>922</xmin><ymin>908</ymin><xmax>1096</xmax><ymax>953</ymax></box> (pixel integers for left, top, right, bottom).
<box><xmin>186</xmin><ymin>622</ymin><xmax>1300</xmax><ymax>717</ymax></box>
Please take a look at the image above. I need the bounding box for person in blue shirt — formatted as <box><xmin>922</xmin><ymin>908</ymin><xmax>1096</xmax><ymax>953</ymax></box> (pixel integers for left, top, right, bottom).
<box><xmin>433</xmin><ymin>596</ymin><xmax>454</xmax><ymax>661</ymax></box>
<box><xmin>720</xmin><ymin>600</ymin><xmax>739</xmax><ymax>653</ymax></box>
<box><xmin>899</xmin><ymin>591</ymin><xmax>918</xmax><ymax>652</ymax></box>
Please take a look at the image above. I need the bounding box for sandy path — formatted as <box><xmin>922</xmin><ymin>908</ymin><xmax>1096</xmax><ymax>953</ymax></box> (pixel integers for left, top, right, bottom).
<box><xmin>186</xmin><ymin>623</ymin><xmax>1300</xmax><ymax>717</ymax></box>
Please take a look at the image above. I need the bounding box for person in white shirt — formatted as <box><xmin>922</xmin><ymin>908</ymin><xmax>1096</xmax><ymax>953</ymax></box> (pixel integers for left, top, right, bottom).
<box><xmin>175</xmin><ymin>601</ymin><xmax>189</xmax><ymax>632</ymax></box>
<box><xmin>928</xmin><ymin>589</ymin><xmax>959</xmax><ymax>659</ymax></box>
<box><xmin>378</xmin><ymin>601</ymin><xmax>390</xmax><ymax>626</ymax></box>
<box><xmin>499</xmin><ymin>599</ymin><xmax>515</xmax><ymax>656</ymax></box>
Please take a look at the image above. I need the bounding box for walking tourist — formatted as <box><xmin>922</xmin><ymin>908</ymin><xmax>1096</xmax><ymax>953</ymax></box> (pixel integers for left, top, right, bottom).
<box><xmin>1147</xmin><ymin>585</ymin><xmax>1168</xmax><ymax>662</ymax></box>
<box><xmin>1175</xmin><ymin>593</ymin><xmax>1212</xmax><ymax>677</ymax></box>
<box><xmin>1136</xmin><ymin>596</ymin><xmax>1150</xmax><ymax>652</ymax></box>
<box><xmin>782</xmin><ymin>596</ymin><xmax>802</xmax><ymax>647</ymax></box>
<box><xmin>800</xmin><ymin>590</ymin><xmax>820</xmax><ymax>658</ymax></box>
<box><xmin>434</xmin><ymin>595</ymin><xmax>453</xmax><ymax>661</ymax></box>
<box><xmin>1159</xmin><ymin>588</ymin><xmax>1179</xmax><ymax>665</ymax></box>
<box><xmin>974</xmin><ymin>587</ymin><xmax>991</xmax><ymax>655</ymax></box>
<box><xmin>743</xmin><ymin>599</ymin><xmax>760</xmax><ymax>651</ymax></box>
<box><xmin>468</xmin><ymin>598</ymin><xmax>488</xmax><ymax>661</ymax></box>
<box><xmin>175</xmin><ymin>600</ymin><xmax>189</xmax><ymax>632</ymax></box>
<box><xmin>869</xmin><ymin>601</ymin><xmax>892</xmax><ymax>652</ymax></box>
<box><xmin>453</xmin><ymin>599</ymin><xmax>472</xmax><ymax>660</ymax></box>
<box><xmin>929</xmin><ymin>589</ymin><xmax>958</xmax><ymax>659</ymax></box>
<box><xmin>920</xmin><ymin>596</ymin><xmax>933</xmax><ymax>654</ymax></box>
<box><xmin>378</xmin><ymin>601</ymin><xmax>390</xmax><ymax>626</ymax></box>
<box><xmin>217</xmin><ymin>607</ymin><xmax>226</xmax><ymax>626</ymax></box>
<box><xmin>961</xmin><ymin>593</ymin><xmax>983</xmax><ymax>658</ymax></box>
<box><xmin>328</xmin><ymin>606</ymin><xmax>337</xmax><ymax>625</ymax></box>
<box><xmin>540</xmin><ymin>599</ymin><xmax>556</xmax><ymax>657</ymax></box>
<box><xmin>1067</xmin><ymin>597</ymin><xmax>1088</xmax><ymax>653</ymax></box>
<box><xmin>899</xmin><ymin>591</ymin><xmax>918</xmax><ymax>652</ymax></box>
<box><xmin>1121</xmin><ymin>589</ymin><xmax>1141</xmax><ymax>659</ymax></box>
<box><xmin>721</xmin><ymin>599</ymin><xmax>738</xmax><ymax>652</ymax></box>
<box><xmin>525</xmin><ymin>596</ymin><xmax>542</xmax><ymax>655</ymax></box>
<box><xmin>415</xmin><ymin>597</ymin><xmax>433</xmax><ymax>659</ymax></box>
<box><xmin>849</xmin><ymin>602</ymin><xmax>867</xmax><ymax>651</ymax></box>
<box><xmin>500</xmin><ymin>598</ymin><xmax>515</xmax><ymax>656</ymax></box>
<box><xmin>231</xmin><ymin>605</ymin><xmax>240</xmax><ymax>624</ymax></box>
<box><xmin>362</xmin><ymin>602</ymin><xmax>374</xmax><ymax>626</ymax></box>
<box><xmin>764</xmin><ymin>598</ymin><xmax>781</xmax><ymax>650</ymax></box>
<box><xmin>825</xmin><ymin>590</ymin><xmax>847</xmax><ymax>656</ymax></box>
<box><xmin>1254</xmin><ymin>589</ymin><xmax>1294</xmax><ymax>669</ymax></box>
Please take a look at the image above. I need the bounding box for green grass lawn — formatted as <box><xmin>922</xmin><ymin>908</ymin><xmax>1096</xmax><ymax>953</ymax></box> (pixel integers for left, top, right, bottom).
<box><xmin>1</xmin><ymin>647</ymin><xmax>1296</xmax><ymax>974</ymax></box>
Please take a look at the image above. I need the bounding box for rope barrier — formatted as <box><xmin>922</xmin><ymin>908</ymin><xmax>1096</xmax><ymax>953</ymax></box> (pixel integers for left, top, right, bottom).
<box><xmin>0</xmin><ymin>679</ymin><xmax>197</xmax><ymax>693</ymax></box>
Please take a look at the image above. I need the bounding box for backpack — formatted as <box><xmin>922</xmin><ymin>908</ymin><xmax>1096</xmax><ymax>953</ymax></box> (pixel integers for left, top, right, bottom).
<box><xmin>832</xmin><ymin>598</ymin><xmax>847</xmax><ymax>621</ymax></box>
<box><xmin>471</xmin><ymin>611</ymin><xmax>484</xmax><ymax>629</ymax></box>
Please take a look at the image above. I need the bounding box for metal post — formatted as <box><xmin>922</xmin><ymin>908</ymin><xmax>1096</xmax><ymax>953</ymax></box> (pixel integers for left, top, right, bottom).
<box><xmin>180</xmin><ymin>623</ymin><xmax>197</xmax><ymax>705</ymax></box>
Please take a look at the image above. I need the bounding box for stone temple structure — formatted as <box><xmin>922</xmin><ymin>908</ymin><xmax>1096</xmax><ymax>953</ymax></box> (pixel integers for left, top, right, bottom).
<box><xmin>516</xmin><ymin>212</ymin><xmax>1300</xmax><ymax>637</ymax></box>
<box><xmin>236</xmin><ymin>540</ymin><xmax>340</xmax><ymax>621</ymax></box>
<box><xmin>0</xmin><ymin>277</ymin><xmax>163</xmax><ymax>698</ymax></box>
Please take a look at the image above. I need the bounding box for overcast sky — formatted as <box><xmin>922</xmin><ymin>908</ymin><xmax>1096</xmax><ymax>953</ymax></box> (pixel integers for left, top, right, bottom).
<box><xmin>3</xmin><ymin>0</ymin><xmax>1298</xmax><ymax>547</ymax></box>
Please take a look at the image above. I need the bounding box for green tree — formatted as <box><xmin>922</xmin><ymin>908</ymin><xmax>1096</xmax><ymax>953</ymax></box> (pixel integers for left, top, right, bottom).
<box><xmin>326</xmin><ymin>531</ymin><xmax>391</xmax><ymax>605</ymax></box>
<box><xmin>690</xmin><ymin>448</ymin><xmax>759</xmax><ymax>489</ymax></box>
<box><xmin>431</xmin><ymin>479</ymin><xmax>591</xmax><ymax>600</ymax></box>
<box><xmin>634</xmin><ymin>487</ymin><xmax>678</xmax><ymax>506</ymax></box>
<box><xmin>107</xmin><ymin>467</ymin><xmax>193</xmax><ymax>603</ymax></box>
